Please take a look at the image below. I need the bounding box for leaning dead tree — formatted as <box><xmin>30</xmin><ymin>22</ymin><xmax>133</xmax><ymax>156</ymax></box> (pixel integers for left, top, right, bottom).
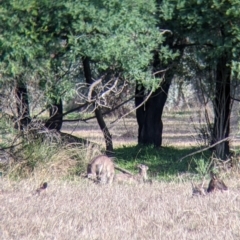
<box><xmin>77</xmin><ymin>57</ymin><xmax>127</xmax><ymax>155</ymax></box>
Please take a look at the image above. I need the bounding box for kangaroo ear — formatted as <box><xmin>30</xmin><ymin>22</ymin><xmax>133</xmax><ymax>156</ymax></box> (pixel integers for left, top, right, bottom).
<box><xmin>210</xmin><ymin>171</ymin><xmax>217</xmax><ymax>179</ymax></box>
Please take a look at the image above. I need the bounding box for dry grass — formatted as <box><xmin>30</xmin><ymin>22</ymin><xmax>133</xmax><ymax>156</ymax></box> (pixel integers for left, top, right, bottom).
<box><xmin>1</xmin><ymin>177</ymin><xmax>240</xmax><ymax>240</ymax></box>
<box><xmin>1</xmin><ymin>107</ymin><xmax>240</xmax><ymax>239</ymax></box>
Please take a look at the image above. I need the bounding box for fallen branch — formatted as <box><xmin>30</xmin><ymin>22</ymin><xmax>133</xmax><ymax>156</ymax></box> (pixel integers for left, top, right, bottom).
<box><xmin>179</xmin><ymin>137</ymin><xmax>232</xmax><ymax>162</ymax></box>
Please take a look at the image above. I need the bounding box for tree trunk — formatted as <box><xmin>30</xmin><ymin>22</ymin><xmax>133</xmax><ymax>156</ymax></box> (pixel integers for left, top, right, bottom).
<box><xmin>135</xmin><ymin>48</ymin><xmax>175</xmax><ymax>147</ymax></box>
<box><xmin>212</xmin><ymin>55</ymin><xmax>231</xmax><ymax>160</ymax></box>
<box><xmin>15</xmin><ymin>79</ymin><xmax>31</xmax><ymax>130</ymax></box>
<box><xmin>135</xmin><ymin>79</ymin><xmax>171</xmax><ymax>147</ymax></box>
<box><xmin>82</xmin><ymin>57</ymin><xmax>113</xmax><ymax>155</ymax></box>
<box><xmin>45</xmin><ymin>98</ymin><xmax>63</xmax><ymax>131</ymax></box>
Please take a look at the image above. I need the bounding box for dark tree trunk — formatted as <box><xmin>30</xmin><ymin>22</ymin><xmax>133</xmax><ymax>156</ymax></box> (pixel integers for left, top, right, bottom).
<box><xmin>212</xmin><ymin>55</ymin><xmax>231</xmax><ymax>160</ymax></box>
<box><xmin>82</xmin><ymin>57</ymin><xmax>113</xmax><ymax>155</ymax></box>
<box><xmin>135</xmin><ymin>80</ymin><xmax>171</xmax><ymax>147</ymax></box>
<box><xmin>45</xmin><ymin>98</ymin><xmax>63</xmax><ymax>131</ymax></box>
<box><xmin>15</xmin><ymin>79</ymin><xmax>31</xmax><ymax>130</ymax></box>
<box><xmin>135</xmin><ymin>49</ymin><xmax>175</xmax><ymax>147</ymax></box>
<box><xmin>135</xmin><ymin>85</ymin><xmax>145</xmax><ymax>144</ymax></box>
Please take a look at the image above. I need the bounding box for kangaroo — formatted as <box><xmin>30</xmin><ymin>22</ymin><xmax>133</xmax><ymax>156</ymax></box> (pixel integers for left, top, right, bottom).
<box><xmin>114</xmin><ymin>164</ymin><xmax>149</xmax><ymax>184</ymax></box>
<box><xmin>87</xmin><ymin>155</ymin><xmax>115</xmax><ymax>184</ymax></box>
<box><xmin>36</xmin><ymin>182</ymin><xmax>48</xmax><ymax>195</ymax></box>
<box><xmin>207</xmin><ymin>171</ymin><xmax>228</xmax><ymax>193</ymax></box>
<box><xmin>191</xmin><ymin>181</ymin><xmax>206</xmax><ymax>196</ymax></box>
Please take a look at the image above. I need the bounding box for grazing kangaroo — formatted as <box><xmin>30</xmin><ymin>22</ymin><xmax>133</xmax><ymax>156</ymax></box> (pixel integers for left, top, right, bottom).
<box><xmin>207</xmin><ymin>172</ymin><xmax>228</xmax><ymax>193</ymax></box>
<box><xmin>36</xmin><ymin>182</ymin><xmax>48</xmax><ymax>195</ymax></box>
<box><xmin>87</xmin><ymin>155</ymin><xmax>115</xmax><ymax>184</ymax></box>
<box><xmin>114</xmin><ymin>164</ymin><xmax>149</xmax><ymax>184</ymax></box>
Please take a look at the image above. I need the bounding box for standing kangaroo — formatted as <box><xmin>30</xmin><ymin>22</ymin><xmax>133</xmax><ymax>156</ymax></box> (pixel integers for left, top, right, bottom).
<box><xmin>87</xmin><ymin>155</ymin><xmax>115</xmax><ymax>184</ymax></box>
<box><xmin>114</xmin><ymin>164</ymin><xmax>149</xmax><ymax>184</ymax></box>
<box><xmin>207</xmin><ymin>171</ymin><xmax>228</xmax><ymax>193</ymax></box>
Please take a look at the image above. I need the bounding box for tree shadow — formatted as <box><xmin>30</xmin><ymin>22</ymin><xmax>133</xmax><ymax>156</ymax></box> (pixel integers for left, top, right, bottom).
<box><xmin>114</xmin><ymin>145</ymin><xmax>211</xmax><ymax>178</ymax></box>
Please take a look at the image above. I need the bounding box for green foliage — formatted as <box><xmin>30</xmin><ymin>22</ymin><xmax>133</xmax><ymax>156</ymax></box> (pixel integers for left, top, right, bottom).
<box><xmin>0</xmin><ymin>0</ymin><xmax>176</xmax><ymax>115</ymax></box>
<box><xmin>160</xmin><ymin>0</ymin><xmax>240</xmax><ymax>61</ymax></box>
<box><xmin>68</xmin><ymin>0</ymin><xmax>168</xmax><ymax>89</ymax></box>
<box><xmin>0</xmin><ymin>0</ymin><xmax>80</xmax><ymax>108</ymax></box>
<box><xmin>193</xmin><ymin>158</ymin><xmax>211</xmax><ymax>177</ymax></box>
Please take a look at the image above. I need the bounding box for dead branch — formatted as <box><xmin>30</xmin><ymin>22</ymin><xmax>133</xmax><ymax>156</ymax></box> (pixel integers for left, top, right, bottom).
<box><xmin>76</xmin><ymin>74</ymin><xmax>128</xmax><ymax>112</ymax></box>
<box><xmin>61</xmin><ymin>95</ymin><xmax>135</xmax><ymax>123</ymax></box>
<box><xmin>88</xmin><ymin>78</ymin><xmax>102</xmax><ymax>102</ymax></box>
<box><xmin>153</xmin><ymin>68</ymin><xmax>169</xmax><ymax>76</ymax></box>
<box><xmin>230</xmin><ymin>96</ymin><xmax>240</xmax><ymax>102</ymax></box>
<box><xmin>160</xmin><ymin>29</ymin><xmax>172</xmax><ymax>35</ymax></box>
<box><xmin>179</xmin><ymin>137</ymin><xmax>232</xmax><ymax>162</ymax></box>
<box><xmin>110</xmin><ymin>88</ymin><xmax>154</xmax><ymax>124</ymax></box>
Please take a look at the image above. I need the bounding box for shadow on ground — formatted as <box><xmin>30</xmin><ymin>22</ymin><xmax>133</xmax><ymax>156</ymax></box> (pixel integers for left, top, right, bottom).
<box><xmin>115</xmin><ymin>145</ymin><xmax>211</xmax><ymax>179</ymax></box>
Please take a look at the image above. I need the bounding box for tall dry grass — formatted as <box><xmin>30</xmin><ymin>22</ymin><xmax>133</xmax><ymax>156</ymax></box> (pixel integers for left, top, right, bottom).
<box><xmin>1</xmin><ymin>176</ymin><xmax>240</xmax><ymax>240</ymax></box>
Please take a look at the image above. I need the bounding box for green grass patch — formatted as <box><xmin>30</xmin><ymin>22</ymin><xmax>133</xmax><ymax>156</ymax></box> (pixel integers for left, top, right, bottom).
<box><xmin>115</xmin><ymin>145</ymin><xmax>212</xmax><ymax>181</ymax></box>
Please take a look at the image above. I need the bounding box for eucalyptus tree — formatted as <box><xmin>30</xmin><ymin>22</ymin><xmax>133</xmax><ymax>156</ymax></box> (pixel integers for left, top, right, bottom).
<box><xmin>1</xmin><ymin>0</ymin><xmax>170</xmax><ymax>154</ymax></box>
<box><xmin>67</xmin><ymin>0</ymin><xmax>167</xmax><ymax>153</ymax></box>
<box><xmin>160</xmin><ymin>0</ymin><xmax>240</xmax><ymax>159</ymax></box>
<box><xmin>0</xmin><ymin>0</ymin><xmax>75</xmax><ymax>132</ymax></box>
<box><xmin>134</xmin><ymin>0</ymin><xmax>187</xmax><ymax>147</ymax></box>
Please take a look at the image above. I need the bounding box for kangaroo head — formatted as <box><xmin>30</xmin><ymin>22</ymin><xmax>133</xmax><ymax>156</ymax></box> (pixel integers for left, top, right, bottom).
<box><xmin>207</xmin><ymin>171</ymin><xmax>228</xmax><ymax>192</ymax></box>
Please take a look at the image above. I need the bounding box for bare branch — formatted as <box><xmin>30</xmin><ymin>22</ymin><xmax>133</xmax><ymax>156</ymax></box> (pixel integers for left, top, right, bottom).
<box><xmin>160</xmin><ymin>29</ymin><xmax>172</xmax><ymax>35</ymax></box>
<box><xmin>76</xmin><ymin>74</ymin><xmax>128</xmax><ymax>113</ymax></box>
<box><xmin>111</xmin><ymin>88</ymin><xmax>154</xmax><ymax>124</ymax></box>
<box><xmin>230</xmin><ymin>96</ymin><xmax>240</xmax><ymax>102</ymax></box>
<box><xmin>88</xmin><ymin>78</ymin><xmax>102</xmax><ymax>102</ymax></box>
<box><xmin>61</xmin><ymin>95</ymin><xmax>135</xmax><ymax>123</ymax></box>
<box><xmin>179</xmin><ymin>137</ymin><xmax>232</xmax><ymax>162</ymax></box>
<box><xmin>153</xmin><ymin>68</ymin><xmax>169</xmax><ymax>76</ymax></box>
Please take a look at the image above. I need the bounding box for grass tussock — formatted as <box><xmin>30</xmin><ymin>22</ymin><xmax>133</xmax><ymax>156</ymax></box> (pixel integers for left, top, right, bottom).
<box><xmin>1</xmin><ymin>141</ymin><xmax>102</xmax><ymax>181</ymax></box>
<box><xmin>1</xmin><ymin>177</ymin><xmax>240</xmax><ymax>240</ymax></box>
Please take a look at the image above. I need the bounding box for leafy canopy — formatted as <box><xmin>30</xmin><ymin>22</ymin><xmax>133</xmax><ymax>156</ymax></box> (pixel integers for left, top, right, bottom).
<box><xmin>160</xmin><ymin>0</ymin><xmax>240</xmax><ymax>77</ymax></box>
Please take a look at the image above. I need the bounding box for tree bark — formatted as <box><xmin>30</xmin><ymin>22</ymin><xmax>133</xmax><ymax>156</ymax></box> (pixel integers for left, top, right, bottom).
<box><xmin>15</xmin><ymin>78</ymin><xmax>31</xmax><ymax>130</ymax></box>
<box><xmin>135</xmin><ymin>79</ymin><xmax>171</xmax><ymax>147</ymax></box>
<box><xmin>135</xmin><ymin>49</ymin><xmax>175</xmax><ymax>147</ymax></box>
<box><xmin>45</xmin><ymin>98</ymin><xmax>63</xmax><ymax>131</ymax></box>
<box><xmin>212</xmin><ymin>54</ymin><xmax>231</xmax><ymax>160</ymax></box>
<box><xmin>82</xmin><ymin>57</ymin><xmax>113</xmax><ymax>155</ymax></box>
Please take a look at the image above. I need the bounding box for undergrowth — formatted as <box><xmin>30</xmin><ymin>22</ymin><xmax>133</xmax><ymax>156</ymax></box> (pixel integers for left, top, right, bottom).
<box><xmin>1</xmin><ymin>137</ymin><xmax>236</xmax><ymax>183</ymax></box>
<box><xmin>0</xmin><ymin>139</ymin><xmax>100</xmax><ymax>181</ymax></box>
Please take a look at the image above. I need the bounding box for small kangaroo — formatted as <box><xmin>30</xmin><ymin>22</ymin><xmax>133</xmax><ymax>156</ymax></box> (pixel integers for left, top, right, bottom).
<box><xmin>87</xmin><ymin>155</ymin><xmax>115</xmax><ymax>184</ymax></box>
<box><xmin>207</xmin><ymin>172</ymin><xmax>228</xmax><ymax>193</ymax></box>
<box><xmin>191</xmin><ymin>182</ymin><xmax>206</xmax><ymax>196</ymax></box>
<box><xmin>114</xmin><ymin>164</ymin><xmax>149</xmax><ymax>184</ymax></box>
<box><xmin>36</xmin><ymin>182</ymin><xmax>48</xmax><ymax>195</ymax></box>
